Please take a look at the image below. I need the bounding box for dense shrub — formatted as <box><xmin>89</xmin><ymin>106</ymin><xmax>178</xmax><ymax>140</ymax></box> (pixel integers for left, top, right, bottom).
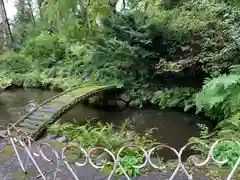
<box><xmin>151</xmin><ymin>87</ymin><xmax>197</xmax><ymax>111</ymax></box>
<box><xmin>195</xmin><ymin>65</ymin><xmax>240</xmax><ymax>135</ymax></box>
<box><xmin>141</xmin><ymin>0</ymin><xmax>240</xmax><ymax>74</ymax></box>
<box><xmin>0</xmin><ymin>51</ymin><xmax>32</xmax><ymax>74</ymax></box>
<box><xmin>2</xmin><ymin>0</ymin><xmax>240</xmax><ymax>90</ymax></box>
<box><xmin>193</xmin><ymin>65</ymin><xmax>240</xmax><ymax>167</ymax></box>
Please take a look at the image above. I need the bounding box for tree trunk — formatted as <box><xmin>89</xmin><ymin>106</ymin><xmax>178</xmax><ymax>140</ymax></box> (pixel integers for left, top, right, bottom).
<box><xmin>0</xmin><ymin>0</ymin><xmax>13</xmax><ymax>48</ymax></box>
<box><xmin>37</xmin><ymin>0</ymin><xmax>43</xmax><ymax>8</ymax></box>
<box><xmin>79</xmin><ymin>0</ymin><xmax>90</xmax><ymax>27</ymax></box>
<box><xmin>26</xmin><ymin>0</ymin><xmax>35</xmax><ymax>25</ymax></box>
<box><xmin>37</xmin><ymin>0</ymin><xmax>44</xmax><ymax>17</ymax></box>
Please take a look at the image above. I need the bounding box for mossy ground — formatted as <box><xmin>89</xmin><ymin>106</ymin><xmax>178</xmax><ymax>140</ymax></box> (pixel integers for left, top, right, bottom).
<box><xmin>0</xmin><ymin>145</ymin><xmax>15</xmax><ymax>162</ymax></box>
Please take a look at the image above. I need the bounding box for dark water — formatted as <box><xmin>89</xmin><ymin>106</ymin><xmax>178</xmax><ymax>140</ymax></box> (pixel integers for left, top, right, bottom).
<box><xmin>0</xmin><ymin>88</ymin><xmax>213</xmax><ymax>157</ymax></box>
<box><xmin>0</xmin><ymin>88</ymin><xmax>57</xmax><ymax>129</ymax></box>
<box><xmin>62</xmin><ymin>107</ymin><xmax>213</xmax><ymax>148</ymax></box>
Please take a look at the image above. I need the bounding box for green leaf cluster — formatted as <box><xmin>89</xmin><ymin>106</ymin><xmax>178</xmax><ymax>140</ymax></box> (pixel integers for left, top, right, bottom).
<box><xmin>151</xmin><ymin>87</ymin><xmax>197</xmax><ymax>111</ymax></box>
<box><xmin>48</xmin><ymin>120</ymin><xmax>158</xmax><ymax>177</ymax></box>
<box><xmin>194</xmin><ymin>65</ymin><xmax>240</xmax><ymax>167</ymax></box>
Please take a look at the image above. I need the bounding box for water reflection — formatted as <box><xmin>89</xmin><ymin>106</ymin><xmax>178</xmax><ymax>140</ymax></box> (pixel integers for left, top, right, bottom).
<box><xmin>0</xmin><ymin>88</ymin><xmax>212</xmax><ymax>152</ymax></box>
<box><xmin>0</xmin><ymin>88</ymin><xmax>57</xmax><ymax>129</ymax></box>
<box><xmin>62</xmin><ymin>106</ymin><xmax>213</xmax><ymax>150</ymax></box>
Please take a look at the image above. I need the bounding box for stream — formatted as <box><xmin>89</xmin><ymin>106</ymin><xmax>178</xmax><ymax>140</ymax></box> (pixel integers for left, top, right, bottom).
<box><xmin>0</xmin><ymin>88</ymin><xmax>213</xmax><ymax>159</ymax></box>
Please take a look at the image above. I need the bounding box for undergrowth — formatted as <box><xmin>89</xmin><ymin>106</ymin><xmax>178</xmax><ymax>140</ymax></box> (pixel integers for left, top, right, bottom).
<box><xmin>1</xmin><ymin>0</ymin><xmax>240</xmax><ymax>173</ymax></box>
<box><xmin>190</xmin><ymin>65</ymin><xmax>240</xmax><ymax>168</ymax></box>
<box><xmin>151</xmin><ymin>87</ymin><xmax>197</xmax><ymax>111</ymax></box>
<box><xmin>48</xmin><ymin>120</ymin><xmax>159</xmax><ymax>177</ymax></box>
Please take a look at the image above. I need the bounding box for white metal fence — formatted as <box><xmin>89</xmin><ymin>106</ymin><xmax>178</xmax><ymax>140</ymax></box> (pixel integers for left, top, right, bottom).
<box><xmin>2</xmin><ymin>123</ymin><xmax>240</xmax><ymax>180</ymax></box>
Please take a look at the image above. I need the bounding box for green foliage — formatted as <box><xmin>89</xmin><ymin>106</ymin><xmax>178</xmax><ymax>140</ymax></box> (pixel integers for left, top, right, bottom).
<box><xmin>0</xmin><ymin>51</ymin><xmax>32</xmax><ymax>74</ymax></box>
<box><xmin>48</xmin><ymin>121</ymin><xmax>158</xmax><ymax>150</ymax></box>
<box><xmin>190</xmin><ymin>124</ymin><xmax>240</xmax><ymax>168</ymax></box>
<box><xmin>142</xmin><ymin>0</ymin><xmax>240</xmax><ymax>74</ymax></box>
<box><xmin>195</xmin><ymin>65</ymin><xmax>240</xmax><ymax>122</ymax></box>
<box><xmin>115</xmin><ymin>155</ymin><xmax>141</xmax><ymax>176</ymax></box>
<box><xmin>2</xmin><ymin>0</ymin><xmax>240</xmax><ymax>172</ymax></box>
<box><xmin>212</xmin><ymin>140</ymin><xmax>240</xmax><ymax>167</ymax></box>
<box><xmin>0</xmin><ymin>75</ymin><xmax>13</xmax><ymax>90</ymax></box>
<box><xmin>193</xmin><ymin>65</ymin><xmax>240</xmax><ymax>167</ymax></box>
<box><xmin>48</xmin><ymin>120</ymin><xmax>158</xmax><ymax>177</ymax></box>
<box><xmin>24</xmin><ymin>32</ymin><xmax>60</xmax><ymax>60</ymax></box>
<box><xmin>151</xmin><ymin>87</ymin><xmax>197</xmax><ymax>111</ymax></box>
<box><xmin>2</xmin><ymin>0</ymin><xmax>240</xmax><ymax>91</ymax></box>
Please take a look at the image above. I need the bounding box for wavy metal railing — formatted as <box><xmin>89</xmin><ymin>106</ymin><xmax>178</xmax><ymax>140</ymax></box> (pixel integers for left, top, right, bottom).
<box><xmin>3</xmin><ymin>123</ymin><xmax>240</xmax><ymax>180</ymax></box>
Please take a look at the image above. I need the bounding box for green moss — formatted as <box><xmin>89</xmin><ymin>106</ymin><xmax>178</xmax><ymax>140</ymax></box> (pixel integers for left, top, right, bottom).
<box><xmin>0</xmin><ymin>146</ymin><xmax>15</xmax><ymax>161</ymax></box>
<box><xmin>209</xmin><ymin>166</ymin><xmax>240</xmax><ymax>178</ymax></box>
<box><xmin>13</xmin><ymin>171</ymin><xmax>27</xmax><ymax>179</ymax></box>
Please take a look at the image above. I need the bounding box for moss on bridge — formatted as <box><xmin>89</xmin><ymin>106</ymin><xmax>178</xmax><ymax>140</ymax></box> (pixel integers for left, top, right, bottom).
<box><xmin>8</xmin><ymin>84</ymin><xmax>119</xmax><ymax>140</ymax></box>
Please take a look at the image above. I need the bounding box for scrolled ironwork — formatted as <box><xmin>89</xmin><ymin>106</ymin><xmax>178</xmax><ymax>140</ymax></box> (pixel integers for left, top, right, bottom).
<box><xmin>2</xmin><ymin>125</ymin><xmax>240</xmax><ymax>180</ymax></box>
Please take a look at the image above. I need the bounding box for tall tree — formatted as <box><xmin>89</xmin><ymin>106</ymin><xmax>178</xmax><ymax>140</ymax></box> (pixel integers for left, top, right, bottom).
<box><xmin>0</xmin><ymin>0</ymin><xmax>13</xmax><ymax>47</ymax></box>
<box><xmin>13</xmin><ymin>0</ymin><xmax>37</xmax><ymax>44</ymax></box>
<box><xmin>26</xmin><ymin>0</ymin><xmax>35</xmax><ymax>25</ymax></box>
<box><xmin>15</xmin><ymin>0</ymin><xmax>35</xmax><ymax>25</ymax></box>
<box><xmin>37</xmin><ymin>0</ymin><xmax>44</xmax><ymax>17</ymax></box>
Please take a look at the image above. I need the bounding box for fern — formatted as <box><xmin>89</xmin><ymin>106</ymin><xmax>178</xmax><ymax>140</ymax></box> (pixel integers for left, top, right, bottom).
<box><xmin>195</xmin><ymin>66</ymin><xmax>240</xmax><ymax>121</ymax></box>
<box><xmin>194</xmin><ymin>65</ymin><xmax>240</xmax><ymax>167</ymax></box>
<box><xmin>151</xmin><ymin>87</ymin><xmax>197</xmax><ymax>111</ymax></box>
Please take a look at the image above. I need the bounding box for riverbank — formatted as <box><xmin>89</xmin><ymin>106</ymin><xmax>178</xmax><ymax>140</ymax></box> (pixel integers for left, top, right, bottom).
<box><xmin>1</xmin><ymin>77</ymin><xmax>239</xmax><ymax>176</ymax></box>
<box><xmin>0</xmin><ymin>74</ymin><xmax>199</xmax><ymax>111</ymax></box>
<box><xmin>0</xmin><ymin>87</ymin><xmax>238</xmax><ymax>179</ymax></box>
<box><xmin>0</xmin><ymin>87</ymin><xmax>212</xmax><ymax>153</ymax></box>
<box><xmin>0</xmin><ymin>138</ymin><xmax>236</xmax><ymax>180</ymax></box>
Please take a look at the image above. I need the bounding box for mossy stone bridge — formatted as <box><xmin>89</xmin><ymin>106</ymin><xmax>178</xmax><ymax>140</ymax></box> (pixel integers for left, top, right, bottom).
<box><xmin>10</xmin><ymin>84</ymin><xmax>118</xmax><ymax>139</ymax></box>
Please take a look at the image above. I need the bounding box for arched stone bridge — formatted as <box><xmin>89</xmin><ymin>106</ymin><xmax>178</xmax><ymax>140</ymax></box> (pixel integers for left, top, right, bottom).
<box><xmin>10</xmin><ymin>84</ymin><xmax>118</xmax><ymax>140</ymax></box>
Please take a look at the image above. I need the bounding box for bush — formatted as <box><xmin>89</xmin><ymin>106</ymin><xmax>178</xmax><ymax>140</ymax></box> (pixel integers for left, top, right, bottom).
<box><xmin>48</xmin><ymin>121</ymin><xmax>159</xmax><ymax>177</ymax></box>
<box><xmin>195</xmin><ymin>65</ymin><xmax>240</xmax><ymax>124</ymax></box>
<box><xmin>141</xmin><ymin>0</ymin><xmax>240</xmax><ymax>74</ymax></box>
<box><xmin>151</xmin><ymin>87</ymin><xmax>197</xmax><ymax>111</ymax></box>
<box><xmin>3</xmin><ymin>0</ymin><xmax>240</xmax><ymax>90</ymax></box>
<box><xmin>193</xmin><ymin>65</ymin><xmax>240</xmax><ymax>167</ymax></box>
<box><xmin>0</xmin><ymin>51</ymin><xmax>32</xmax><ymax>74</ymax></box>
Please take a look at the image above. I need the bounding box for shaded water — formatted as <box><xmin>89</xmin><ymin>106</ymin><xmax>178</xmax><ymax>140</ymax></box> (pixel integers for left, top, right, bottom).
<box><xmin>0</xmin><ymin>88</ymin><xmax>213</xmax><ymax>157</ymax></box>
<box><xmin>62</xmin><ymin>107</ymin><xmax>212</xmax><ymax>148</ymax></box>
<box><xmin>0</xmin><ymin>88</ymin><xmax>57</xmax><ymax>129</ymax></box>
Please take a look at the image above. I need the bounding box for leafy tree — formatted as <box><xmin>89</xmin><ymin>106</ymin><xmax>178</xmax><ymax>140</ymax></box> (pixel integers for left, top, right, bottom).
<box><xmin>0</xmin><ymin>0</ymin><xmax>13</xmax><ymax>47</ymax></box>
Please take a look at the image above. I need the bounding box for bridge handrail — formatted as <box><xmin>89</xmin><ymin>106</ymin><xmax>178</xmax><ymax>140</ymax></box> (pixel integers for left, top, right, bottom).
<box><xmin>3</xmin><ymin>84</ymin><xmax>116</xmax><ymax>136</ymax></box>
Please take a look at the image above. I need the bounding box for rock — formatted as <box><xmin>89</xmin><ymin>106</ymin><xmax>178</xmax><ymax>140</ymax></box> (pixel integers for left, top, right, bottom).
<box><xmin>166</xmin><ymin>159</ymin><xmax>179</xmax><ymax>166</ymax></box>
<box><xmin>150</xmin><ymin>157</ymin><xmax>166</xmax><ymax>170</ymax></box>
<box><xmin>129</xmin><ymin>99</ymin><xmax>140</xmax><ymax>108</ymax></box>
<box><xmin>0</xmin><ymin>131</ymin><xmax>7</xmax><ymax>139</ymax></box>
<box><xmin>107</xmin><ymin>100</ymin><xmax>116</xmax><ymax>106</ymax></box>
<box><xmin>186</xmin><ymin>155</ymin><xmax>202</xmax><ymax>165</ymax></box>
<box><xmin>119</xmin><ymin>93</ymin><xmax>131</xmax><ymax>103</ymax></box>
<box><xmin>154</xmin><ymin>90</ymin><xmax>164</xmax><ymax>96</ymax></box>
<box><xmin>56</xmin><ymin>136</ymin><xmax>68</xmax><ymax>143</ymax></box>
<box><xmin>116</xmin><ymin>100</ymin><xmax>127</xmax><ymax>109</ymax></box>
<box><xmin>45</xmin><ymin>133</ymin><xmax>57</xmax><ymax>140</ymax></box>
<box><xmin>96</xmin><ymin>151</ymin><xmax>113</xmax><ymax>165</ymax></box>
<box><xmin>88</xmin><ymin>96</ymin><xmax>105</xmax><ymax>106</ymax></box>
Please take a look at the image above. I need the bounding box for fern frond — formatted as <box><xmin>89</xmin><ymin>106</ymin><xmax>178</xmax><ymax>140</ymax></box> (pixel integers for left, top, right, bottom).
<box><xmin>229</xmin><ymin>65</ymin><xmax>240</xmax><ymax>75</ymax></box>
